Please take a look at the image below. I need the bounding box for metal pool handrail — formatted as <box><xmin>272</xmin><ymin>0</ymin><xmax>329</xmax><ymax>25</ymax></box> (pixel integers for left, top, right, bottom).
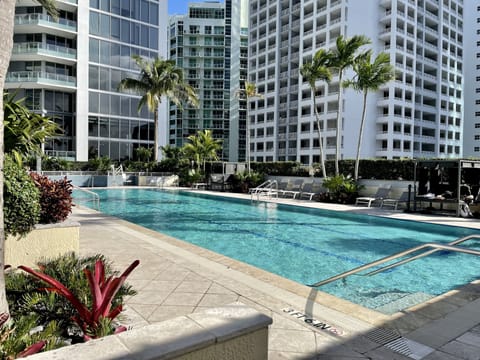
<box><xmin>250</xmin><ymin>179</ymin><xmax>278</xmax><ymax>201</ymax></box>
<box><xmin>73</xmin><ymin>185</ymin><xmax>100</xmax><ymax>210</ymax></box>
<box><xmin>309</xmin><ymin>235</ymin><xmax>480</xmax><ymax>288</ymax></box>
<box><xmin>366</xmin><ymin>234</ymin><xmax>480</xmax><ymax>276</ymax></box>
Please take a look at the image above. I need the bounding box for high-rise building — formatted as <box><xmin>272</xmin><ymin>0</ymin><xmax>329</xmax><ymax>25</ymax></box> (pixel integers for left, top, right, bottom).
<box><xmin>248</xmin><ymin>0</ymin><xmax>464</xmax><ymax>165</ymax></box>
<box><xmin>168</xmin><ymin>0</ymin><xmax>248</xmax><ymax>161</ymax></box>
<box><xmin>6</xmin><ymin>1</ymin><xmax>167</xmax><ymax>161</ymax></box>
<box><xmin>464</xmin><ymin>1</ymin><xmax>480</xmax><ymax>158</ymax></box>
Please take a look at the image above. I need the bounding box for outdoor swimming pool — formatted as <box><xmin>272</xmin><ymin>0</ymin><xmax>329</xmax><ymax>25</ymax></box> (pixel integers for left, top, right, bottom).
<box><xmin>76</xmin><ymin>188</ymin><xmax>480</xmax><ymax>314</ymax></box>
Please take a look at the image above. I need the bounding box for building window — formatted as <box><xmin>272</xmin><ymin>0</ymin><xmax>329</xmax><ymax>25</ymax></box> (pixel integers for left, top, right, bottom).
<box><xmin>475</xmin><ymin>135</ymin><xmax>480</xmax><ymax>140</ymax></box>
<box><xmin>475</xmin><ymin>147</ymin><xmax>480</xmax><ymax>152</ymax></box>
<box><xmin>476</xmin><ymin>123</ymin><xmax>480</xmax><ymax>128</ymax></box>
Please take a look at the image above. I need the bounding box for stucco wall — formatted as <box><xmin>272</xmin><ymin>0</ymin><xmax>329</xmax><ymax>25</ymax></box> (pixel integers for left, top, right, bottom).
<box><xmin>5</xmin><ymin>221</ymin><xmax>80</xmax><ymax>268</ymax></box>
<box><xmin>27</xmin><ymin>303</ymin><xmax>272</xmax><ymax>360</ymax></box>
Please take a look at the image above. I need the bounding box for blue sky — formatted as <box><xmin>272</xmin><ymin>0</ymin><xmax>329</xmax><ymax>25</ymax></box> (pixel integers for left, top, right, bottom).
<box><xmin>168</xmin><ymin>0</ymin><xmax>189</xmax><ymax>15</ymax></box>
<box><xmin>168</xmin><ymin>0</ymin><xmax>224</xmax><ymax>15</ymax></box>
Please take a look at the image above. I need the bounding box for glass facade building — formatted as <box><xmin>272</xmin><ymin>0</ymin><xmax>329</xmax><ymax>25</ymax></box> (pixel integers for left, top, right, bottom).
<box><xmin>6</xmin><ymin>0</ymin><xmax>167</xmax><ymax>161</ymax></box>
<box><xmin>168</xmin><ymin>0</ymin><xmax>248</xmax><ymax>161</ymax></box>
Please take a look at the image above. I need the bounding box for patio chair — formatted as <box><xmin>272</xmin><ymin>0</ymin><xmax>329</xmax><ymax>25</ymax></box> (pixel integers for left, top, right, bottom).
<box><xmin>298</xmin><ymin>182</ymin><xmax>319</xmax><ymax>201</ymax></box>
<box><xmin>282</xmin><ymin>179</ymin><xmax>304</xmax><ymax>199</ymax></box>
<box><xmin>381</xmin><ymin>191</ymin><xmax>410</xmax><ymax>210</ymax></box>
<box><xmin>355</xmin><ymin>186</ymin><xmax>391</xmax><ymax>207</ymax></box>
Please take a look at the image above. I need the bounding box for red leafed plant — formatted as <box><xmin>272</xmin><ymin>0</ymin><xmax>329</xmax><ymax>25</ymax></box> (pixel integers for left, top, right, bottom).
<box><xmin>18</xmin><ymin>259</ymin><xmax>140</xmax><ymax>341</ymax></box>
<box><xmin>29</xmin><ymin>173</ymin><xmax>73</xmax><ymax>224</ymax></box>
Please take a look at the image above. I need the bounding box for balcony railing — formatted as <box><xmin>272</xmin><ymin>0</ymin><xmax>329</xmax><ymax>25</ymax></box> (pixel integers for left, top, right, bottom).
<box><xmin>14</xmin><ymin>13</ymin><xmax>77</xmax><ymax>32</ymax></box>
<box><xmin>12</xmin><ymin>42</ymin><xmax>76</xmax><ymax>59</ymax></box>
<box><xmin>6</xmin><ymin>71</ymin><xmax>76</xmax><ymax>86</ymax></box>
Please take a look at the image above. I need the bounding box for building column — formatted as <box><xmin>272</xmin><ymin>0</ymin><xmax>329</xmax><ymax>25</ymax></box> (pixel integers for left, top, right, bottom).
<box><xmin>76</xmin><ymin>2</ymin><xmax>90</xmax><ymax>161</ymax></box>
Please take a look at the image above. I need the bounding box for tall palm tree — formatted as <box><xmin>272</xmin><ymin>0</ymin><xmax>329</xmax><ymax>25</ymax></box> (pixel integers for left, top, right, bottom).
<box><xmin>183</xmin><ymin>129</ymin><xmax>222</xmax><ymax>173</ymax></box>
<box><xmin>119</xmin><ymin>56</ymin><xmax>199</xmax><ymax>161</ymax></box>
<box><xmin>300</xmin><ymin>49</ymin><xmax>332</xmax><ymax>178</ymax></box>
<box><xmin>237</xmin><ymin>81</ymin><xmax>262</xmax><ymax>174</ymax></box>
<box><xmin>344</xmin><ymin>51</ymin><xmax>394</xmax><ymax>180</ymax></box>
<box><xmin>329</xmin><ymin>35</ymin><xmax>371</xmax><ymax>175</ymax></box>
<box><xmin>0</xmin><ymin>0</ymin><xmax>58</xmax><ymax>315</ymax></box>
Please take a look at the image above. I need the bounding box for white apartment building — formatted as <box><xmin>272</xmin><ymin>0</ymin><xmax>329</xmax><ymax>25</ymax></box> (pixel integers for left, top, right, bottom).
<box><xmin>7</xmin><ymin>1</ymin><xmax>167</xmax><ymax>161</ymax></box>
<box><xmin>168</xmin><ymin>0</ymin><xmax>249</xmax><ymax>161</ymax></box>
<box><xmin>248</xmin><ymin>0</ymin><xmax>464</xmax><ymax>165</ymax></box>
<box><xmin>464</xmin><ymin>0</ymin><xmax>480</xmax><ymax>158</ymax></box>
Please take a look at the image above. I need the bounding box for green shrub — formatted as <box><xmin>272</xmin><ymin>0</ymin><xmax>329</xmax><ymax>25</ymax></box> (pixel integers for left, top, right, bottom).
<box><xmin>81</xmin><ymin>156</ymin><xmax>112</xmax><ymax>172</ymax></box>
<box><xmin>251</xmin><ymin>161</ymin><xmax>305</xmax><ymax>176</ymax></box>
<box><xmin>321</xmin><ymin>175</ymin><xmax>362</xmax><ymax>204</ymax></box>
<box><xmin>6</xmin><ymin>253</ymin><xmax>137</xmax><ymax>343</ymax></box>
<box><xmin>29</xmin><ymin>173</ymin><xmax>73</xmax><ymax>224</ymax></box>
<box><xmin>4</xmin><ymin>155</ymin><xmax>40</xmax><ymax>237</ymax></box>
<box><xmin>0</xmin><ymin>312</ymin><xmax>63</xmax><ymax>358</ymax></box>
<box><xmin>230</xmin><ymin>171</ymin><xmax>265</xmax><ymax>193</ymax></box>
<box><xmin>41</xmin><ymin>156</ymin><xmax>71</xmax><ymax>171</ymax></box>
<box><xmin>315</xmin><ymin>159</ymin><xmax>415</xmax><ymax>180</ymax></box>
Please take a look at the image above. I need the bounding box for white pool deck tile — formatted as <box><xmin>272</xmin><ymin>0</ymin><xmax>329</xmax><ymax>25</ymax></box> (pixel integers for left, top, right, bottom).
<box><xmin>73</xmin><ymin>188</ymin><xmax>480</xmax><ymax>359</ymax></box>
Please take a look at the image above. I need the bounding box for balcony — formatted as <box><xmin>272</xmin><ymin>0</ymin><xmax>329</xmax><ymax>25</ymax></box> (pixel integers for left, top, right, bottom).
<box><xmin>11</xmin><ymin>42</ymin><xmax>76</xmax><ymax>65</ymax></box>
<box><xmin>44</xmin><ymin>150</ymin><xmax>76</xmax><ymax>161</ymax></box>
<box><xmin>17</xmin><ymin>0</ymin><xmax>77</xmax><ymax>11</ymax></box>
<box><xmin>14</xmin><ymin>13</ymin><xmax>77</xmax><ymax>38</ymax></box>
<box><xmin>5</xmin><ymin>71</ymin><xmax>76</xmax><ymax>91</ymax></box>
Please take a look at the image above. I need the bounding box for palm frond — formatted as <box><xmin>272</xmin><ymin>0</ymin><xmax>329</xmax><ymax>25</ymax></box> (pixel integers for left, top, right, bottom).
<box><xmin>36</xmin><ymin>0</ymin><xmax>59</xmax><ymax>19</ymax></box>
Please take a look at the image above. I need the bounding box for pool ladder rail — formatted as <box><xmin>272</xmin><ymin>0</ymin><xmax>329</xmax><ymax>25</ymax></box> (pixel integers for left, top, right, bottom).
<box><xmin>250</xmin><ymin>179</ymin><xmax>278</xmax><ymax>201</ymax></box>
<box><xmin>73</xmin><ymin>185</ymin><xmax>100</xmax><ymax>210</ymax></box>
<box><xmin>309</xmin><ymin>234</ymin><xmax>480</xmax><ymax>288</ymax></box>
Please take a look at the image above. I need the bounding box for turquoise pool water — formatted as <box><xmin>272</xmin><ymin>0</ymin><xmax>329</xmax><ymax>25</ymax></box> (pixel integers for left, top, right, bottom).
<box><xmin>76</xmin><ymin>188</ymin><xmax>480</xmax><ymax>314</ymax></box>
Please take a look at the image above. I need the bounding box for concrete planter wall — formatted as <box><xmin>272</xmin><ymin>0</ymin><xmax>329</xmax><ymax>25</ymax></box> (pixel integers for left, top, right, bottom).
<box><xmin>5</xmin><ymin>220</ymin><xmax>80</xmax><ymax>268</ymax></box>
<box><xmin>28</xmin><ymin>303</ymin><xmax>272</xmax><ymax>360</ymax></box>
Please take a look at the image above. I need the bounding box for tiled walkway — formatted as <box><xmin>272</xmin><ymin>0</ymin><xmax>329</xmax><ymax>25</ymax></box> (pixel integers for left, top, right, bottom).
<box><xmin>73</xmin><ymin>190</ymin><xmax>480</xmax><ymax>359</ymax></box>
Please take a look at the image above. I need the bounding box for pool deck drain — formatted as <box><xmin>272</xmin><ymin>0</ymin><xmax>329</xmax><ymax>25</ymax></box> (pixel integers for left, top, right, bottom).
<box><xmin>384</xmin><ymin>337</ymin><xmax>435</xmax><ymax>359</ymax></box>
<box><xmin>73</xmin><ymin>188</ymin><xmax>480</xmax><ymax>359</ymax></box>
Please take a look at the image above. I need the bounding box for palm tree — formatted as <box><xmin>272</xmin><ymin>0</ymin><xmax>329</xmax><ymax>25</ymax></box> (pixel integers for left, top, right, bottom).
<box><xmin>329</xmin><ymin>35</ymin><xmax>371</xmax><ymax>175</ymax></box>
<box><xmin>183</xmin><ymin>130</ymin><xmax>222</xmax><ymax>173</ymax></box>
<box><xmin>118</xmin><ymin>56</ymin><xmax>199</xmax><ymax>161</ymax></box>
<box><xmin>300</xmin><ymin>49</ymin><xmax>332</xmax><ymax>178</ymax></box>
<box><xmin>344</xmin><ymin>51</ymin><xmax>395</xmax><ymax>180</ymax></box>
<box><xmin>237</xmin><ymin>81</ymin><xmax>262</xmax><ymax>174</ymax></box>
<box><xmin>0</xmin><ymin>0</ymin><xmax>58</xmax><ymax>315</ymax></box>
<box><xmin>4</xmin><ymin>92</ymin><xmax>60</xmax><ymax>158</ymax></box>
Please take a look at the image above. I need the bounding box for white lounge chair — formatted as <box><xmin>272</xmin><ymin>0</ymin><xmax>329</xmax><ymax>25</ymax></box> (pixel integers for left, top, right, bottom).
<box><xmin>355</xmin><ymin>187</ymin><xmax>391</xmax><ymax>207</ymax></box>
<box><xmin>298</xmin><ymin>182</ymin><xmax>319</xmax><ymax>201</ymax></box>
<box><xmin>381</xmin><ymin>191</ymin><xmax>410</xmax><ymax>210</ymax></box>
<box><xmin>281</xmin><ymin>179</ymin><xmax>304</xmax><ymax>199</ymax></box>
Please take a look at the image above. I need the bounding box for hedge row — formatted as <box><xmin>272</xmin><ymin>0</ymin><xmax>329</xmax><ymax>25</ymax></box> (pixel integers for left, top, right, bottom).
<box><xmin>250</xmin><ymin>160</ymin><xmax>415</xmax><ymax>180</ymax></box>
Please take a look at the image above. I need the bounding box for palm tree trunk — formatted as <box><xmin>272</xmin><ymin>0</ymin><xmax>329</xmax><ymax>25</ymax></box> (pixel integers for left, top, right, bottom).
<box><xmin>312</xmin><ymin>91</ymin><xmax>326</xmax><ymax>178</ymax></box>
<box><xmin>153</xmin><ymin>108</ymin><xmax>158</xmax><ymax>161</ymax></box>
<box><xmin>0</xmin><ymin>0</ymin><xmax>17</xmax><ymax>315</ymax></box>
<box><xmin>335</xmin><ymin>71</ymin><xmax>343</xmax><ymax>176</ymax></box>
<box><xmin>354</xmin><ymin>92</ymin><xmax>368</xmax><ymax>181</ymax></box>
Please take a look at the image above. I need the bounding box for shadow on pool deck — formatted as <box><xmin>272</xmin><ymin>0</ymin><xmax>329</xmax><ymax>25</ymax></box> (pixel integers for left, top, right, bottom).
<box><xmin>71</xmin><ymin>194</ymin><xmax>480</xmax><ymax>359</ymax></box>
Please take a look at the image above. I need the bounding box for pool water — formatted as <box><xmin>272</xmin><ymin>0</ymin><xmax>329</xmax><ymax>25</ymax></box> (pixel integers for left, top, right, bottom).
<box><xmin>76</xmin><ymin>188</ymin><xmax>480</xmax><ymax>314</ymax></box>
